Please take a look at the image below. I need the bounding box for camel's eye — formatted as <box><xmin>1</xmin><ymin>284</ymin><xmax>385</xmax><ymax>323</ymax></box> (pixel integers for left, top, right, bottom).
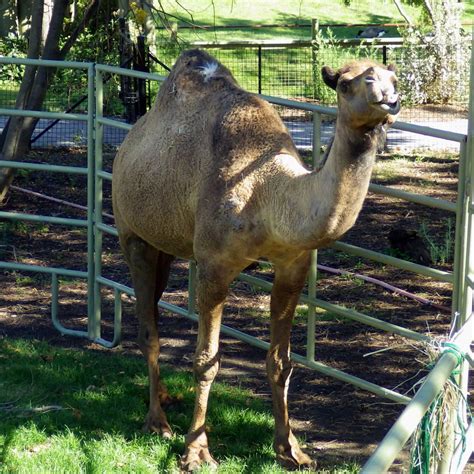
<box><xmin>365</xmin><ymin>76</ymin><xmax>376</xmax><ymax>84</ymax></box>
<box><xmin>339</xmin><ymin>80</ymin><xmax>350</xmax><ymax>93</ymax></box>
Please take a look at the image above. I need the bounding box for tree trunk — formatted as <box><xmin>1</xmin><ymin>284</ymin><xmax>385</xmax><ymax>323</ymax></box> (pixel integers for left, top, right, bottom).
<box><xmin>0</xmin><ymin>0</ymin><xmax>100</xmax><ymax>202</ymax></box>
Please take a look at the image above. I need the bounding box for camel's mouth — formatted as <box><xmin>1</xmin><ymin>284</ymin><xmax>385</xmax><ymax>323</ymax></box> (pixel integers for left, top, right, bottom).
<box><xmin>373</xmin><ymin>97</ymin><xmax>401</xmax><ymax>115</ymax></box>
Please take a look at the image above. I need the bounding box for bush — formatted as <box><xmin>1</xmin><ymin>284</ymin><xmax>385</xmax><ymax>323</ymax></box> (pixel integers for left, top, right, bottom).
<box><xmin>397</xmin><ymin>2</ymin><xmax>470</xmax><ymax>105</ymax></box>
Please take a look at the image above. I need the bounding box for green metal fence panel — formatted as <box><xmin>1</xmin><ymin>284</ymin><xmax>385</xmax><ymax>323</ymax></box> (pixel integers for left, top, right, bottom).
<box><xmin>0</xmin><ymin>57</ymin><xmax>94</xmax><ymax>341</ymax></box>
<box><xmin>0</xmin><ymin>54</ymin><xmax>472</xmax><ymax>472</ymax></box>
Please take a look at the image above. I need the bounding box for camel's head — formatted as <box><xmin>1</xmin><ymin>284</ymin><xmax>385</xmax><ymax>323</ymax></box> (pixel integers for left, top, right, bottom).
<box><xmin>322</xmin><ymin>60</ymin><xmax>400</xmax><ymax>128</ymax></box>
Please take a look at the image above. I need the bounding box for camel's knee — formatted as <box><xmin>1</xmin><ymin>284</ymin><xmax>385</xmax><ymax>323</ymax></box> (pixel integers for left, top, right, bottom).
<box><xmin>138</xmin><ymin>328</ymin><xmax>160</xmax><ymax>359</ymax></box>
<box><xmin>266</xmin><ymin>349</ymin><xmax>293</xmax><ymax>387</ymax></box>
<box><xmin>193</xmin><ymin>350</ymin><xmax>221</xmax><ymax>383</ymax></box>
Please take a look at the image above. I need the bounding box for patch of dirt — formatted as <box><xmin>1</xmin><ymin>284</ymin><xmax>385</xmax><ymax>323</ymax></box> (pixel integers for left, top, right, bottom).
<box><xmin>0</xmin><ymin>147</ymin><xmax>471</xmax><ymax>470</ymax></box>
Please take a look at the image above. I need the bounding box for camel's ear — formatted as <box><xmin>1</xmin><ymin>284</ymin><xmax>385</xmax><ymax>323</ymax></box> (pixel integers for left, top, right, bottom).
<box><xmin>321</xmin><ymin>66</ymin><xmax>339</xmax><ymax>90</ymax></box>
<box><xmin>387</xmin><ymin>63</ymin><xmax>397</xmax><ymax>72</ymax></box>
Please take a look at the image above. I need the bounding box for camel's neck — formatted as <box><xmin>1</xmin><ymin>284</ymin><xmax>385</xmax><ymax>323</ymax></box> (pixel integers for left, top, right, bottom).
<box><xmin>272</xmin><ymin>118</ymin><xmax>382</xmax><ymax>249</ymax></box>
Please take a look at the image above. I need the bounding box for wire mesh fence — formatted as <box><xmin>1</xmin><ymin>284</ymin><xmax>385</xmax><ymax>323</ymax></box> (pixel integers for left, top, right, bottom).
<box><xmin>0</xmin><ymin>36</ymin><xmax>470</xmax><ymax>151</ymax></box>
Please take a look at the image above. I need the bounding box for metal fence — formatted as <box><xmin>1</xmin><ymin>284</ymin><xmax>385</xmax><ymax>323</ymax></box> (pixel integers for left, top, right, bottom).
<box><xmin>151</xmin><ymin>38</ymin><xmax>471</xmax><ymax>123</ymax></box>
<box><xmin>0</xmin><ymin>56</ymin><xmax>473</xmax><ymax>472</ymax></box>
<box><xmin>0</xmin><ymin>36</ymin><xmax>470</xmax><ymax>150</ymax></box>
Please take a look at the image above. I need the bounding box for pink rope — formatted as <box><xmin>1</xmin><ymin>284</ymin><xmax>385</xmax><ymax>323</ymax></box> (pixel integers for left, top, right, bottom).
<box><xmin>317</xmin><ymin>264</ymin><xmax>451</xmax><ymax>313</ymax></box>
<box><xmin>11</xmin><ymin>185</ymin><xmax>115</xmax><ymax>220</ymax></box>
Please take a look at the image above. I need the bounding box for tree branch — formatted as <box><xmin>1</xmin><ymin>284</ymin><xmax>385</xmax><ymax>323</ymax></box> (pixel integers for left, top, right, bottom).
<box><xmin>422</xmin><ymin>0</ymin><xmax>436</xmax><ymax>25</ymax></box>
<box><xmin>392</xmin><ymin>0</ymin><xmax>413</xmax><ymax>26</ymax></box>
<box><xmin>60</xmin><ymin>0</ymin><xmax>101</xmax><ymax>58</ymax></box>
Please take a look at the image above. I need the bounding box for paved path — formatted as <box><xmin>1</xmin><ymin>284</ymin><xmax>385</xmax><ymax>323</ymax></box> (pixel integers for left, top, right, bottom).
<box><xmin>0</xmin><ymin>116</ymin><xmax>468</xmax><ymax>152</ymax></box>
<box><xmin>287</xmin><ymin>119</ymin><xmax>467</xmax><ymax>151</ymax></box>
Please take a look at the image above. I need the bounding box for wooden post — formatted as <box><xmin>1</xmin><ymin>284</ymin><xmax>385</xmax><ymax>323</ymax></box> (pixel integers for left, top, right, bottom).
<box><xmin>134</xmin><ymin>35</ymin><xmax>148</xmax><ymax>117</ymax></box>
<box><xmin>311</xmin><ymin>19</ymin><xmax>319</xmax><ymax>100</ymax></box>
<box><xmin>119</xmin><ymin>17</ymin><xmax>137</xmax><ymax>123</ymax></box>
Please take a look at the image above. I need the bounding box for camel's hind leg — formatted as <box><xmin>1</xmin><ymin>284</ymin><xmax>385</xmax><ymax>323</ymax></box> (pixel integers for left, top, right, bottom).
<box><xmin>122</xmin><ymin>235</ymin><xmax>174</xmax><ymax>438</ymax></box>
<box><xmin>267</xmin><ymin>252</ymin><xmax>315</xmax><ymax>469</ymax></box>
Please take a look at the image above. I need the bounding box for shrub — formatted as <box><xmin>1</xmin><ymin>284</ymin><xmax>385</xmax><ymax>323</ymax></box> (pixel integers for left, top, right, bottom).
<box><xmin>397</xmin><ymin>1</ymin><xmax>470</xmax><ymax>105</ymax></box>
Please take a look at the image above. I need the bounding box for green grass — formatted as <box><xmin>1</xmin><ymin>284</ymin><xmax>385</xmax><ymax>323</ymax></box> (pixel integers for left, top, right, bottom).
<box><xmin>157</xmin><ymin>0</ymin><xmax>473</xmax><ymax>42</ymax></box>
<box><xmin>160</xmin><ymin>0</ymin><xmax>419</xmax><ymax>32</ymax></box>
<box><xmin>0</xmin><ymin>85</ymin><xmax>19</xmax><ymax>109</ymax></box>
<box><xmin>0</xmin><ymin>338</ymin><xmax>358</xmax><ymax>473</ymax></box>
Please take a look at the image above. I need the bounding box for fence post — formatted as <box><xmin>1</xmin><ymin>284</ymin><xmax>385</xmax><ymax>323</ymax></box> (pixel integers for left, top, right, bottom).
<box><xmin>311</xmin><ymin>19</ymin><xmax>320</xmax><ymax>100</ymax></box>
<box><xmin>257</xmin><ymin>45</ymin><xmax>262</xmax><ymax>94</ymax></box>
<box><xmin>135</xmin><ymin>35</ymin><xmax>148</xmax><ymax>117</ymax></box>
<box><xmin>91</xmin><ymin>66</ymin><xmax>107</xmax><ymax>342</ymax></box>
<box><xmin>86</xmin><ymin>63</ymin><xmax>97</xmax><ymax>340</ymax></box>
<box><xmin>119</xmin><ymin>17</ymin><xmax>137</xmax><ymax>123</ymax></box>
<box><xmin>306</xmin><ymin>250</ymin><xmax>317</xmax><ymax>362</ymax></box>
<box><xmin>448</xmin><ymin>32</ymin><xmax>474</xmax><ymax>473</ymax></box>
<box><xmin>382</xmin><ymin>45</ymin><xmax>387</xmax><ymax>65</ymax></box>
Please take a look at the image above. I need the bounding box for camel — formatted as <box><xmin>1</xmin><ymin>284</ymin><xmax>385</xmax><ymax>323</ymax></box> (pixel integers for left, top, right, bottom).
<box><xmin>112</xmin><ymin>49</ymin><xmax>400</xmax><ymax>471</ymax></box>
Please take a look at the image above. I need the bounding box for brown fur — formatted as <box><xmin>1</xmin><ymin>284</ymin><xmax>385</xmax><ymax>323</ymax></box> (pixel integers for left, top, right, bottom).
<box><xmin>112</xmin><ymin>49</ymin><xmax>400</xmax><ymax>471</ymax></box>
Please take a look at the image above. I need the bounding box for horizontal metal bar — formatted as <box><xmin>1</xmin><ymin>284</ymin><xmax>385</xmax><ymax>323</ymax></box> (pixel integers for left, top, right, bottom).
<box><xmin>97</xmin><ymin>170</ymin><xmax>113</xmax><ymax>181</ymax></box>
<box><xmin>0</xmin><ymin>56</ymin><xmax>93</xmax><ymax>69</ymax></box>
<box><xmin>0</xmin><ymin>161</ymin><xmax>88</xmax><ymax>174</ymax></box>
<box><xmin>0</xmin><ymin>108</ymin><xmax>88</xmax><ymax>121</ymax></box>
<box><xmin>0</xmin><ymin>261</ymin><xmax>87</xmax><ymax>278</ymax></box>
<box><xmin>193</xmin><ymin>39</ymin><xmax>314</xmax><ymax>48</ymax></box>
<box><xmin>191</xmin><ymin>37</ymin><xmax>404</xmax><ymax>48</ymax></box>
<box><xmin>261</xmin><ymin>94</ymin><xmax>337</xmax><ymax>116</ymax></box>
<box><xmin>290</xmin><ymin>350</ymin><xmax>410</xmax><ymax>404</ymax></box>
<box><xmin>306</xmin><ymin>297</ymin><xmax>430</xmax><ymax>342</ymax></box>
<box><xmin>392</xmin><ymin>121</ymin><xmax>466</xmax><ymax>143</ymax></box>
<box><xmin>96</xmin><ymin>275</ymin><xmax>134</xmax><ymax>296</ymax></box>
<box><xmin>96</xmin><ymin>222</ymin><xmax>118</xmax><ymax>237</ymax></box>
<box><xmin>331</xmin><ymin>241</ymin><xmax>453</xmax><ymax>283</ymax></box>
<box><xmin>172</xmin><ymin>301</ymin><xmax>410</xmax><ymax>404</ymax></box>
<box><xmin>0</xmin><ymin>210</ymin><xmax>88</xmax><ymax>228</ymax></box>
<box><xmin>96</xmin><ymin>275</ymin><xmax>410</xmax><ymax>403</ymax></box>
<box><xmin>97</xmin><ymin>116</ymin><xmax>133</xmax><ymax>131</ymax></box>
<box><xmin>51</xmin><ymin>273</ymin><xmax>89</xmax><ymax>338</ymax></box>
<box><xmin>95</xmin><ymin>64</ymin><xmax>166</xmax><ymax>82</ymax></box>
<box><xmin>369</xmin><ymin>183</ymin><xmax>457</xmax><ymax>213</ymax></box>
<box><xmin>238</xmin><ymin>273</ymin><xmax>430</xmax><ymax>343</ymax></box>
<box><xmin>362</xmin><ymin>350</ymin><xmax>460</xmax><ymax>473</ymax></box>
<box><xmin>261</xmin><ymin>96</ymin><xmax>465</xmax><ymax>144</ymax></box>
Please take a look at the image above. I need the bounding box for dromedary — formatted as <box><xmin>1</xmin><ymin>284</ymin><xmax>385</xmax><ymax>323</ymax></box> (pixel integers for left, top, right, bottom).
<box><xmin>112</xmin><ymin>49</ymin><xmax>400</xmax><ymax>470</ymax></box>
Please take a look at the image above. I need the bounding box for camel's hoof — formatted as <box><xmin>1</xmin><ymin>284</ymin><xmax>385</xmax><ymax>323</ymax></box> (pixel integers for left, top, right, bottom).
<box><xmin>276</xmin><ymin>446</ymin><xmax>316</xmax><ymax>471</ymax></box>
<box><xmin>142</xmin><ymin>416</ymin><xmax>173</xmax><ymax>439</ymax></box>
<box><xmin>180</xmin><ymin>446</ymin><xmax>218</xmax><ymax>472</ymax></box>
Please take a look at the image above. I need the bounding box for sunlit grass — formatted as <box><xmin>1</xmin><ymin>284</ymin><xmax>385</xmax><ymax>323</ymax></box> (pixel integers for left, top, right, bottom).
<box><xmin>1</xmin><ymin>338</ymin><xmax>357</xmax><ymax>473</ymax></box>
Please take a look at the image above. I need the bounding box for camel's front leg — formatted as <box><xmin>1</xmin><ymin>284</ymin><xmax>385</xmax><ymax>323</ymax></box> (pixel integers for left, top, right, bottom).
<box><xmin>122</xmin><ymin>237</ymin><xmax>173</xmax><ymax>438</ymax></box>
<box><xmin>268</xmin><ymin>253</ymin><xmax>316</xmax><ymax>470</ymax></box>
<box><xmin>181</xmin><ymin>262</ymin><xmax>233</xmax><ymax>472</ymax></box>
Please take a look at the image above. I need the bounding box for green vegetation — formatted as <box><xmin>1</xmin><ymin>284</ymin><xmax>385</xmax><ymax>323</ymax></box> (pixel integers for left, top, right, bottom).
<box><xmin>0</xmin><ymin>84</ymin><xmax>19</xmax><ymax>109</ymax></box>
<box><xmin>156</xmin><ymin>0</ymin><xmax>473</xmax><ymax>43</ymax></box>
<box><xmin>0</xmin><ymin>338</ymin><xmax>359</xmax><ymax>473</ymax></box>
<box><xmin>419</xmin><ymin>218</ymin><xmax>454</xmax><ymax>265</ymax></box>
<box><xmin>158</xmin><ymin>0</ymin><xmax>421</xmax><ymax>42</ymax></box>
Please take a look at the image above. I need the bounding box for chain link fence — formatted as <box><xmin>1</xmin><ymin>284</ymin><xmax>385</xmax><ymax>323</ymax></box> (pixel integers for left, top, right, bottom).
<box><xmin>0</xmin><ymin>36</ymin><xmax>471</xmax><ymax>151</ymax></box>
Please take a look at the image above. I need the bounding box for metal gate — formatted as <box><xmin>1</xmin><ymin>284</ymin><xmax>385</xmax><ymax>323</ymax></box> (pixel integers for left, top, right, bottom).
<box><xmin>0</xmin><ymin>52</ymin><xmax>473</xmax><ymax>472</ymax></box>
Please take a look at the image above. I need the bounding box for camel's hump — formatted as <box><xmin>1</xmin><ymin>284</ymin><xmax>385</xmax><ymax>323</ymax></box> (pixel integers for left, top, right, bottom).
<box><xmin>160</xmin><ymin>49</ymin><xmax>239</xmax><ymax>98</ymax></box>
